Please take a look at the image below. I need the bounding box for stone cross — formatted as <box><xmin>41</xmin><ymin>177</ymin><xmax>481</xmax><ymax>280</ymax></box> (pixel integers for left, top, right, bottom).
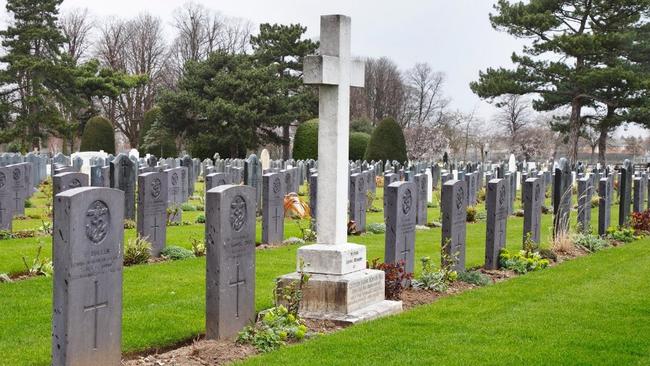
<box><xmin>137</xmin><ymin>172</ymin><xmax>168</xmax><ymax>256</ymax></box>
<box><xmin>52</xmin><ymin>187</ymin><xmax>124</xmax><ymax>366</ymax></box>
<box><xmin>303</xmin><ymin>14</ymin><xmax>364</xmax><ymax>246</ymax></box>
<box><xmin>205</xmin><ymin>185</ymin><xmax>255</xmax><ymax>339</ymax></box>
<box><xmin>485</xmin><ymin>178</ymin><xmax>507</xmax><ymax>269</ymax></box>
<box><xmin>262</xmin><ymin>172</ymin><xmax>284</xmax><ymax>245</ymax></box>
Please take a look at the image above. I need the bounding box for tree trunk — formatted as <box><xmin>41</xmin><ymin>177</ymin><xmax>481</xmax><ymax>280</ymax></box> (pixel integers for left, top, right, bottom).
<box><xmin>282</xmin><ymin>124</ymin><xmax>291</xmax><ymax>160</ymax></box>
<box><xmin>568</xmin><ymin>98</ymin><xmax>582</xmax><ymax>165</ymax></box>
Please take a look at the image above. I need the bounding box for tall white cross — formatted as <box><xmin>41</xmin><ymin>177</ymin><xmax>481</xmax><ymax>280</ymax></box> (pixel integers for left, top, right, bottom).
<box><xmin>304</xmin><ymin>15</ymin><xmax>364</xmax><ymax>246</ymax></box>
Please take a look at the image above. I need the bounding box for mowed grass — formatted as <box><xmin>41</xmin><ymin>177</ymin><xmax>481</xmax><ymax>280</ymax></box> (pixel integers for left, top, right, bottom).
<box><xmin>0</xmin><ymin>182</ymin><xmax>629</xmax><ymax>365</ymax></box>
<box><xmin>242</xmin><ymin>239</ymin><xmax>650</xmax><ymax>366</ymax></box>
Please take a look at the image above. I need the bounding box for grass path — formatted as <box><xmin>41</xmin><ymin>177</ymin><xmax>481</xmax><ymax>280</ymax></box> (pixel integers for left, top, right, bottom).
<box><xmin>243</xmin><ymin>239</ymin><xmax>650</xmax><ymax>365</ymax></box>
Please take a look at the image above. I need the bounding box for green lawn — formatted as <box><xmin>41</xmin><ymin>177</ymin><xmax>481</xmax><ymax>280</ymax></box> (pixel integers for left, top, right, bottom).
<box><xmin>242</xmin><ymin>239</ymin><xmax>650</xmax><ymax>366</ymax></box>
<box><xmin>0</xmin><ymin>182</ymin><xmax>629</xmax><ymax>365</ymax></box>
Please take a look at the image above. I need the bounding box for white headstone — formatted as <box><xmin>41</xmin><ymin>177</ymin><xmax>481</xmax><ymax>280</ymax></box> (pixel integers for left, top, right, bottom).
<box><xmin>260</xmin><ymin>149</ymin><xmax>271</xmax><ymax>171</ymax></box>
<box><xmin>508</xmin><ymin>154</ymin><xmax>516</xmax><ymax>173</ymax></box>
<box><xmin>425</xmin><ymin>168</ymin><xmax>433</xmax><ymax>203</ymax></box>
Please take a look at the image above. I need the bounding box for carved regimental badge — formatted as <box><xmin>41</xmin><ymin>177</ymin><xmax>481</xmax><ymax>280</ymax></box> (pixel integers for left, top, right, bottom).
<box><xmin>499</xmin><ymin>184</ymin><xmax>506</xmax><ymax>207</ymax></box>
<box><xmin>534</xmin><ymin>183</ymin><xmax>541</xmax><ymax>203</ymax></box>
<box><xmin>171</xmin><ymin>172</ymin><xmax>178</xmax><ymax>186</ymax></box>
<box><xmin>0</xmin><ymin>172</ymin><xmax>5</xmax><ymax>189</ymax></box>
<box><xmin>230</xmin><ymin>195</ymin><xmax>247</xmax><ymax>232</ymax></box>
<box><xmin>151</xmin><ymin>178</ymin><xmax>162</xmax><ymax>199</ymax></box>
<box><xmin>272</xmin><ymin>177</ymin><xmax>281</xmax><ymax>194</ymax></box>
<box><xmin>85</xmin><ymin>200</ymin><xmax>109</xmax><ymax>244</ymax></box>
<box><xmin>402</xmin><ymin>188</ymin><xmax>412</xmax><ymax>215</ymax></box>
<box><xmin>456</xmin><ymin>187</ymin><xmax>464</xmax><ymax>210</ymax></box>
<box><xmin>12</xmin><ymin>168</ymin><xmax>20</xmax><ymax>181</ymax></box>
<box><xmin>69</xmin><ymin>179</ymin><xmax>81</xmax><ymax>189</ymax></box>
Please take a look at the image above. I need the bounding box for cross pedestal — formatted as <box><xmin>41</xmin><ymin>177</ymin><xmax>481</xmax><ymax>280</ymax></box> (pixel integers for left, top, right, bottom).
<box><xmin>277</xmin><ymin>14</ymin><xmax>401</xmax><ymax>324</ymax></box>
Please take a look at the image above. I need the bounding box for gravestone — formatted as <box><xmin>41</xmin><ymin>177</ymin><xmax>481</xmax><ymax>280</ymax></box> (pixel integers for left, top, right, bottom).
<box><xmin>523</xmin><ymin>177</ymin><xmax>543</xmax><ymax>246</ymax></box>
<box><xmin>52</xmin><ymin>187</ymin><xmax>124</xmax><ymax>366</ymax></box>
<box><xmin>262</xmin><ymin>173</ymin><xmax>284</xmax><ymax>245</ymax></box>
<box><xmin>485</xmin><ymin>178</ymin><xmax>507</xmax><ymax>269</ymax></box>
<box><xmin>633</xmin><ymin>176</ymin><xmax>646</xmax><ymax>213</ymax></box>
<box><xmin>577</xmin><ymin>177</ymin><xmax>593</xmax><ymax>233</ymax></box>
<box><xmin>598</xmin><ymin>177</ymin><xmax>612</xmax><ymax>237</ymax></box>
<box><xmin>181</xmin><ymin>155</ymin><xmax>195</xmax><ymax>198</ymax></box>
<box><xmin>0</xmin><ymin>167</ymin><xmax>13</xmax><ymax>230</ymax></box>
<box><xmin>384</xmin><ymin>181</ymin><xmax>416</xmax><ymax>275</ymax></box>
<box><xmin>619</xmin><ymin>160</ymin><xmax>633</xmax><ymax>226</ymax></box>
<box><xmin>7</xmin><ymin>164</ymin><xmax>26</xmax><ymax>215</ymax></box>
<box><xmin>414</xmin><ymin>173</ymin><xmax>428</xmax><ymax>226</ymax></box>
<box><xmin>309</xmin><ymin>173</ymin><xmax>318</xmax><ymax>220</ymax></box>
<box><xmin>53</xmin><ymin>172</ymin><xmax>89</xmax><ymax>221</ymax></box>
<box><xmin>245</xmin><ymin>154</ymin><xmax>262</xmax><ymax>209</ymax></box>
<box><xmin>137</xmin><ymin>172</ymin><xmax>168</xmax><ymax>256</ymax></box>
<box><xmin>165</xmin><ymin>168</ymin><xmax>184</xmax><ymax>224</ymax></box>
<box><xmin>553</xmin><ymin>158</ymin><xmax>572</xmax><ymax>235</ymax></box>
<box><xmin>205</xmin><ymin>172</ymin><xmax>230</xmax><ymax>191</ymax></box>
<box><xmin>441</xmin><ymin>179</ymin><xmax>466</xmax><ymax>272</ymax></box>
<box><xmin>110</xmin><ymin>154</ymin><xmax>136</xmax><ymax>220</ymax></box>
<box><xmin>349</xmin><ymin>173</ymin><xmax>366</xmax><ymax>232</ymax></box>
<box><xmin>205</xmin><ymin>185</ymin><xmax>256</xmax><ymax>339</ymax></box>
<box><xmin>260</xmin><ymin>149</ymin><xmax>271</xmax><ymax>171</ymax></box>
<box><xmin>90</xmin><ymin>165</ymin><xmax>110</xmax><ymax>188</ymax></box>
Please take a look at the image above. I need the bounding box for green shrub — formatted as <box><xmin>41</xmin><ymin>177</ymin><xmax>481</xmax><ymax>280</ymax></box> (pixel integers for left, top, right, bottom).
<box><xmin>283</xmin><ymin>237</ymin><xmax>306</xmax><ymax>246</ymax></box>
<box><xmin>538</xmin><ymin>248</ymin><xmax>557</xmax><ymax>262</ymax></box>
<box><xmin>574</xmin><ymin>233</ymin><xmax>609</xmax><ymax>252</ymax></box>
<box><xmin>181</xmin><ymin>203</ymin><xmax>197</xmax><ymax>211</ymax></box>
<box><xmin>351</xmin><ymin>117</ymin><xmax>374</xmax><ymax>134</ymax></box>
<box><xmin>457</xmin><ymin>270</ymin><xmax>492</xmax><ymax>286</ymax></box>
<box><xmin>24</xmin><ymin>199</ymin><xmax>33</xmax><ymax>208</ymax></box>
<box><xmin>606</xmin><ymin>227</ymin><xmax>638</xmax><ymax>243</ymax></box>
<box><xmin>349</xmin><ymin>132</ymin><xmax>371</xmax><ymax>161</ymax></box>
<box><xmin>364</xmin><ymin>117</ymin><xmax>407</xmax><ymax>162</ymax></box>
<box><xmin>80</xmin><ymin>116</ymin><xmax>115</xmax><ymax>154</ymax></box>
<box><xmin>123</xmin><ymin>219</ymin><xmax>136</xmax><ymax>229</ymax></box>
<box><xmin>195</xmin><ymin>214</ymin><xmax>206</xmax><ymax>223</ymax></box>
<box><xmin>161</xmin><ymin>246</ymin><xmax>195</xmax><ymax>260</ymax></box>
<box><xmin>412</xmin><ymin>256</ymin><xmax>457</xmax><ymax>292</ymax></box>
<box><xmin>190</xmin><ymin>236</ymin><xmax>205</xmax><ymax>257</ymax></box>
<box><xmin>123</xmin><ymin>236</ymin><xmax>152</xmax><ymax>266</ymax></box>
<box><xmin>292</xmin><ymin>119</ymin><xmax>319</xmax><ymax>160</ymax></box>
<box><xmin>21</xmin><ymin>244</ymin><xmax>53</xmax><ymax>277</ymax></box>
<box><xmin>499</xmin><ymin>249</ymin><xmax>549</xmax><ymax>274</ymax></box>
<box><xmin>367</xmin><ymin>223</ymin><xmax>386</xmax><ymax>234</ymax></box>
<box><xmin>0</xmin><ymin>230</ymin><xmax>14</xmax><ymax>240</ymax></box>
<box><xmin>466</xmin><ymin>206</ymin><xmax>477</xmax><ymax>222</ymax></box>
<box><xmin>237</xmin><ymin>305</ymin><xmax>308</xmax><ymax>353</ymax></box>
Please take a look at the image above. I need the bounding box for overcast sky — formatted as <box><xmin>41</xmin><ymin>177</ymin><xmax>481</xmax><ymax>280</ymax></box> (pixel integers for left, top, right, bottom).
<box><xmin>2</xmin><ymin>0</ymin><xmax>648</xmax><ymax>137</ymax></box>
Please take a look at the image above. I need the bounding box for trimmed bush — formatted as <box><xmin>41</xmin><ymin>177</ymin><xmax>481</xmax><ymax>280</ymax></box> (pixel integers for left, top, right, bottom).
<box><xmin>292</xmin><ymin>119</ymin><xmax>319</xmax><ymax>160</ymax></box>
<box><xmin>161</xmin><ymin>246</ymin><xmax>195</xmax><ymax>260</ymax></box>
<box><xmin>349</xmin><ymin>132</ymin><xmax>371</xmax><ymax>161</ymax></box>
<box><xmin>351</xmin><ymin>117</ymin><xmax>374</xmax><ymax>134</ymax></box>
<box><xmin>364</xmin><ymin>117</ymin><xmax>407</xmax><ymax>162</ymax></box>
<box><xmin>80</xmin><ymin>116</ymin><xmax>115</xmax><ymax>154</ymax></box>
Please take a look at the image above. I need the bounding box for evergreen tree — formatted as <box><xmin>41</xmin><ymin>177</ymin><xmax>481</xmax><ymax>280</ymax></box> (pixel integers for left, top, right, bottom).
<box><xmin>364</xmin><ymin>118</ymin><xmax>407</xmax><ymax>162</ymax></box>
<box><xmin>251</xmin><ymin>23</ymin><xmax>318</xmax><ymax>159</ymax></box>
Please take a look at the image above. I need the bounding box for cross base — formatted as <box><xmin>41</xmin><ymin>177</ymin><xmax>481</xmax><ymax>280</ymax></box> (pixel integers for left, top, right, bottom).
<box><xmin>297</xmin><ymin>243</ymin><xmax>366</xmax><ymax>275</ymax></box>
<box><xmin>277</xmin><ymin>269</ymin><xmax>402</xmax><ymax>324</ymax></box>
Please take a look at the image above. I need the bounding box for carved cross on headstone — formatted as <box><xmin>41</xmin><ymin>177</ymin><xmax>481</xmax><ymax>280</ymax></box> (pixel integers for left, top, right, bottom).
<box><xmin>273</xmin><ymin>206</ymin><xmax>283</xmax><ymax>232</ymax></box>
<box><xmin>150</xmin><ymin>216</ymin><xmax>160</xmax><ymax>242</ymax></box>
<box><xmin>400</xmin><ymin>231</ymin><xmax>411</xmax><ymax>262</ymax></box>
<box><xmin>83</xmin><ymin>280</ymin><xmax>108</xmax><ymax>350</ymax></box>
<box><xmin>0</xmin><ymin>201</ymin><xmax>6</xmax><ymax>224</ymax></box>
<box><xmin>14</xmin><ymin>191</ymin><xmax>21</xmax><ymax>210</ymax></box>
<box><xmin>229</xmin><ymin>262</ymin><xmax>246</xmax><ymax>318</ymax></box>
<box><xmin>303</xmin><ymin>14</ymin><xmax>364</xmax><ymax>246</ymax></box>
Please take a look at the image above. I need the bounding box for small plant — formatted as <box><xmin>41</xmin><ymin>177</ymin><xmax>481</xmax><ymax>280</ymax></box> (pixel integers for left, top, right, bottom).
<box><xmin>166</xmin><ymin>205</ymin><xmax>182</xmax><ymax>223</ymax></box>
<box><xmin>195</xmin><ymin>213</ymin><xmax>206</xmax><ymax>224</ymax></box>
<box><xmin>368</xmin><ymin>258</ymin><xmax>412</xmax><ymax>300</ymax></box>
<box><xmin>573</xmin><ymin>233</ymin><xmax>609</xmax><ymax>253</ymax></box>
<box><xmin>24</xmin><ymin>199</ymin><xmax>33</xmax><ymax>208</ymax></box>
<box><xmin>42</xmin><ymin>177</ymin><xmax>54</xmax><ymax>217</ymax></box>
<box><xmin>631</xmin><ymin>210</ymin><xmax>650</xmax><ymax>234</ymax></box>
<box><xmin>411</xmin><ymin>256</ymin><xmax>457</xmax><ymax>292</ymax></box>
<box><xmin>161</xmin><ymin>246</ymin><xmax>195</xmax><ymax>260</ymax></box>
<box><xmin>27</xmin><ymin>213</ymin><xmax>42</xmax><ymax>220</ymax></box>
<box><xmin>457</xmin><ymin>270</ymin><xmax>492</xmax><ymax>286</ymax></box>
<box><xmin>123</xmin><ymin>236</ymin><xmax>152</xmax><ymax>266</ymax></box>
<box><xmin>275</xmin><ymin>260</ymin><xmax>310</xmax><ymax>317</ymax></box>
<box><xmin>499</xmin><ymin>249</ymin><xmax>549</xmax><ymax>274</ymax></box>
<box><xmin>13</xmin><ymin>230</ymin><xmax>37</xmax><ymax>239</ymax></box>
<box><xmin>0</xmin><ymin>230</ymin><xmax>14</xmax><ymax>240</ymax></box>
<box><xmin>181</xmin><ymin>203</ymin><xmax>197</xmax><ymax>211</ymax></box>
<box><xmin>591</xmin><ymin>195</ymin><xmax>600</xmax><ymax>208</ymax></box>
<box><xmin>538</xmin><ymin>248</ymin><xmax>557</xmax><ymax>262</ymax></box>
<box><xmin>236</xmin><ymin>305</ymin><xmax>308</xmax><ymax>353</ymax></box>
<box><xmin>466</xmin><ymin>206</ymin><xmax>477</xmax><ymax>222</ymax></box>
<box><xmin>606</xmin><ymin>227</ymin><xmax>638</xmax><ymax>243</ymax></box>
<box><xmin>190</xmin><ymin>236</ymin><xmax>206</xmax><ymax>257</ymax></box>
<box><xmin>366</xmin><ymin>191</ymin><xmax>381</xmax><ymax>212</ymax></box>
<box><xmin>551</xmin><ymin>230</ymin><xmax>574</xmax><ymax>254</ymax></box>
<box><xmin>22</xmin><ymin>244</ymin><xmax>53</xmax><ymax>277</ymax></box>
<box><xmin>195</xmin><ymin>204</ymin><xmax>204</xmax><ymax>211</ymax></box>
<box><xmin>514</xmin><ymin>209</ymin><xmax>525</xmax><ymax>217</ymax></box>
<box><xmin>282</xmin><ymin>237</ymin><xmax>305</xmax><ymax>246</ymax></box>
<box><xmin>123</xmin><ymin>219</ymin><xmax>136</xmax><ymax>229</ymax></box>
<box><xmin>478</xmin><ymin>188</ymin><xmax>486</xmax><ymax>202</ymax></box>
<box><xmin>38</xmin><ymin>221</ymin><xmax>52</xmax><ymax>235</ymax></box>
<box><xmin>295</xmin><ymin>219</ymin><xmax>317</xmax><ymax>242</ymax></box>
<box><xmin>475</xmin><ymin>211</ymin><xmax>487</xmax><ymax>221</ymax></box>
<box><xmin>367</xmin><ymin>222</ymin><xmax>386</xmax><ymax>234</ymax></box>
